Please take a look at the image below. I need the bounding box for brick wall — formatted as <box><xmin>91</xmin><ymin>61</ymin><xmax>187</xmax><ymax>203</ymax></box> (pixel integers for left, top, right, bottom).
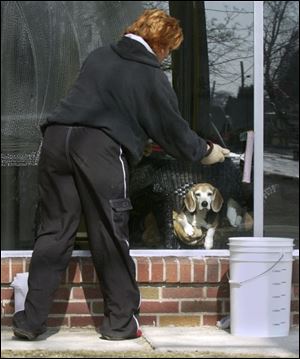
<box><xmin>1</xmin><ymin>256</ymin><xmax>299</xmax><ymax>328</ymax></box>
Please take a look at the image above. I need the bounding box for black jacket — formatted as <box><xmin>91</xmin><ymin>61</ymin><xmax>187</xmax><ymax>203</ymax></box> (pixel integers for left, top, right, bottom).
<box><xmin>41</xmin><ymin>37</ymin><xmax>208</xmax><ymax>166</ymax></box>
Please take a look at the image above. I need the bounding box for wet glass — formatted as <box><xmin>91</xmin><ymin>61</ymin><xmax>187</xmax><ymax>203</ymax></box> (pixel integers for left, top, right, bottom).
<box><xmin>5</xmin><ymin>2</ymin><xmax>295</xmax><ymax>252</ymax></box>
<box><xmin>1</xmin><ymin>1</ymin><xmax>143</xmax><ymax>250</ymax></box>
<box><xmin>129</xmin><ymin>1</ymin><xmax>255</xmax><ymax>249</ymax></box>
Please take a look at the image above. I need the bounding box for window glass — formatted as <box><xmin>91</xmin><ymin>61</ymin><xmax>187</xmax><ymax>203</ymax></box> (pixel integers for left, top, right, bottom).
<box><xmin>263</xmin><ymin>1</ymin><xmax>299</xmax><ymax>249</ymax></box>
<box><xmin>129</xmin><ymin>1</ymin><xmax>254</xmax><ymax>249</ymax></box>
<box><xmin>1</xmin><ymin>1</ymin><xmax>256</xmax><ymax>251</ymax></box>
<box><xmin>1</xmin><ymin>1</ymin><xmax>143</xmax><ymax>250</ymax></box>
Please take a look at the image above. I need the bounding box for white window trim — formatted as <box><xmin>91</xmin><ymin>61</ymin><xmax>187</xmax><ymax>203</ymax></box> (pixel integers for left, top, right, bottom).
<box><xmin>253</xmin><ymin>1</ymin><xmax>264</xmax><ymax>237</ymax></box>
<box><xmin>1</xmin><ymin>249</ymin><xmax>299</xmax><ymax>258</ymax></box>
<box><xmin>1</xmin><ymin>2</ymin><xmax>298</xmax><ymax>259</ymax></box>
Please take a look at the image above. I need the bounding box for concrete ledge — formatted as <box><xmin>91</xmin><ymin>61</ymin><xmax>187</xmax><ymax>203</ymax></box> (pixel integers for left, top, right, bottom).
<box><xmin>1</xmin><ymin>326</ymin><xmax>298</xmax><ymax>358</ymax></box>
<box><xmin>143</xmin><ymin>326</ymin><xmax>299</xmax><ymax>358</ymax></box>
<box><xmin>1</xmin><ymin>328</ymin><xmax>149</xmax><ymax>353</ymax></box>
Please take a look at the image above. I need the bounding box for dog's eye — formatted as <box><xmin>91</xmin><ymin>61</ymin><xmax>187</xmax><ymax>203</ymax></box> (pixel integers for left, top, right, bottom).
<box><xmin>207</xmin><ymin>193</ymin><xmax>213</xmax><ymax>196</ymax></box>
<box><xmin>195</xmin><ymin>193</ymin><xmax>201</xmax><ymax>197</ymax></box>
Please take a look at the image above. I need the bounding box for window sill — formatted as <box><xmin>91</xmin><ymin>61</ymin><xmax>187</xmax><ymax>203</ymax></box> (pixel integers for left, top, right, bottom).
<box><xmin>1</xmin><ymin>249</ymin><xmax>299</xmax><ymax>258</ymax></box>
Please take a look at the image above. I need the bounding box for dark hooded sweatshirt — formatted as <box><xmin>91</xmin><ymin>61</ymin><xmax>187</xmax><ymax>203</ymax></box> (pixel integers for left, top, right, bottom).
<box><xmin>41</xmin><ymin>37</ymin><xmax>208</xmax><ymax>167</ymax></box>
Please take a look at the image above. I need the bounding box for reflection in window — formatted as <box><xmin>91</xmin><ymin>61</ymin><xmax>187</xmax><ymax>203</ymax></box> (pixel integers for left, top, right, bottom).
<box><xmin>263</xmin><ymin>1</ymin><xmax>299</xmax><ymax>248</ymax></box>
<box><xmin>129</xmin><ymin>2</ymin><xmax>254</xmax><ymax>249</ymax></box>
<box><xmin>1</xmin><ymin>1</ymin><xmax>143</xmax><ymax>250</ymax></box>
<box><xmin>1</xmin><ymin>1</ymin><xmax>256</xmax><ymax>251</ymax></box>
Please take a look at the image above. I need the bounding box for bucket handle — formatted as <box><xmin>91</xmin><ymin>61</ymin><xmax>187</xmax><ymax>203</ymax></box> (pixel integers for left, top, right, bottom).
<box><xmin>228</xmin><ymin>252</ymin><xmax>284</xmax><ymax>286</ymax></box>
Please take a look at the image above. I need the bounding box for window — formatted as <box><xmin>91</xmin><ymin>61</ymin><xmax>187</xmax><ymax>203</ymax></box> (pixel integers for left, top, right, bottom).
<box><xmin>263</xmin><ymin>1</ymin><xmax>299</xmax><ymax>249</ymax></box>
<box><xmin>1</xmin><ymin>0</ymin><xmax>143</xmax><ymax>250</ymax></box>
<box><xmin>129</xmin><ymin>1</ymin><xmax>254</xmax><ymax>250</ymax></box>
<box><xmin>1</xmin><ymin>1</ymin><xmax>298</xmax><ymax>253</ymax></box>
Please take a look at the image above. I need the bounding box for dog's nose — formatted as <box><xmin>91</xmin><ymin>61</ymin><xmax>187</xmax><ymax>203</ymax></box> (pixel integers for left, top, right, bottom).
<box><xmin>202</xmin><ymin>201</ymin><xmax>208</xmax><ymax>208</ymax></box>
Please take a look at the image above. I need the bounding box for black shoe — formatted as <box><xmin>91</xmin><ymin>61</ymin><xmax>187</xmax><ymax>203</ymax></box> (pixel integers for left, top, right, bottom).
<box><xmin>12</xmin><ymin>311</ymin><xmax>47</xmax><ymax>340</ymax></box>
<box><xmin>101</xmin><ymin>328</ymin><xmax>142</xmax><ymax>341</ymax></box>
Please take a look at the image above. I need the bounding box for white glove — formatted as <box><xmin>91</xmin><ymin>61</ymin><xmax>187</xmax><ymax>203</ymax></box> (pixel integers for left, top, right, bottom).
<box><xmin>201</xmin><ymin>142</ymin><xmax>230</xmax><ymax>165</ymax></box>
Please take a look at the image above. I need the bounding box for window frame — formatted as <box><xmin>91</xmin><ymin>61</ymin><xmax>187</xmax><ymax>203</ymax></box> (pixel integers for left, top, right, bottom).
<box><xmin>1</xmin><ymin>1</ymin><xmax>299</xmax><ymax>258</ymax></box>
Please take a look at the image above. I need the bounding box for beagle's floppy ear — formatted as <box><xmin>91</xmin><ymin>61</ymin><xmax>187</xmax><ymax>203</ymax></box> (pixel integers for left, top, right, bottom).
<box><xmin>211</xmin><ymin>188</ymin><xmax>223</xmax><ymax>213</ymax></box>
<box><xmin>184</xmin><ymin>189</ymin><xmax>197</xmax><ymax>213</ymax></box>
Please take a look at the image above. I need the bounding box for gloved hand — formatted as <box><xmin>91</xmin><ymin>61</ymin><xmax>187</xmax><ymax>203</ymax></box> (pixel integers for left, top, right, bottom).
<box><xmin>201</xmin><ymin>142</ymin><xmax>230</xmax><ymax>165</ymax></box>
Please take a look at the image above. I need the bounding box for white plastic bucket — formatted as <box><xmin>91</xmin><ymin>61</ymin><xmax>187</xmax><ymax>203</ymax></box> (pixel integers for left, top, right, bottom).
<box><xmin>228</xmin><ymin>237</ymin><xmax>294</xmax><ymax>337</ymax></box>
<box><xmin>10</xmin><ymin>272</ymin><xmax>29</xmax><ymax>313</ymax></box>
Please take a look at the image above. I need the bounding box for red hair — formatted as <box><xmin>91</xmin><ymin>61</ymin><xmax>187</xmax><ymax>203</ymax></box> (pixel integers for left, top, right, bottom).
<box><xmin>124</xmin><ymin>9</ymin><xmax>183</xmax><ymax>54</ymax></box>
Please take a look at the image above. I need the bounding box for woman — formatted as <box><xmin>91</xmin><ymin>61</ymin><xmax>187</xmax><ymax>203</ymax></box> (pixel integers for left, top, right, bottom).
<box><xmin>12</xmin><ymin>9</ymin><xmax>229</xmax><ymax>341</ymax></box>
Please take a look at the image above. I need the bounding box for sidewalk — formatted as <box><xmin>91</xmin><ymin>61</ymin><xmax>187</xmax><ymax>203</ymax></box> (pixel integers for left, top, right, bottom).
<box><xmin>1</xmin><ymin>326</ymin><xmax>299</xmax><ymax>358</ymax></box>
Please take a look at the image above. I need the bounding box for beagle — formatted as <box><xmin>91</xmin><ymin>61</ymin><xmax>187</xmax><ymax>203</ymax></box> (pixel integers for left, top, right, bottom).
<box><xmin>173</xmin><ymin>183</ymin><xmax>224</xmax><ymax>249</ymax></box>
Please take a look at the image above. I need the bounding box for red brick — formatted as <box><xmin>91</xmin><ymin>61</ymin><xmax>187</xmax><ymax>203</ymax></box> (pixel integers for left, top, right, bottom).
<box><xmin>292</xmin><ymin>259</ymin><xmax>299</xmax><ymax>284</ymax></box>
<box><xmin>72</xmin><ymin>286</ymin><xmax>102</xmax><ymax>300</ymax></box>
<box><xmin>206</xmin><ymin>286</ymin><xmax>217</xmax><ymax>298</ymax></box>
<box><xmin>181</xmin><ymin>300</ymin><xmax>222</xmax><ymax>313</ymax></box>
<box><xmin>206</xmin><ymin>258</ymin><xmax>219</xmax><ymax>283</ymax></box>
<box><xmin>71</xmin><ymin>286</ymin><xmax>88</xmax><ymax>300</ymax></box>
<box><xmin>136</xmin><ymin>257</ymin><xmax>150</xmax><ymax>283</ymax></box>
<box><xmin>1</xmin><ymin>317</ymin><xmax>13</xmax><ymax>327</ymax></box>
<box><xmin>81</xmin><ymin>258</ymin><xmax>96</xmax><ymax>283</ymax></box>
<box><xmin>201</xmin><ymin>300</ymin><xmax>223</xmax><ymax>313</ymax></box>
<box><xmin>68</xmin><ymin>259</ymin><xmax>82</xmax><ymax>283</ymax></box>
<box><xmin>139</xmin><ymin>287</ymin><xmax>159</xmax><ymax>299</ymax></box>
<box><xmin>219</xmin><ymin>259</ymin><xmax>230</xmax><ymax>282</ymax></box>
<box><xmin>179</xmin><ymin>258</ymin><xmax>192</xmax><ymax>283</ymax></box>
<box><xmin>181</xmin><ymin>300</ymin><xmax>202</xmax><ymax>313</ymax></box>
<box><xmin>139</xmin><ymin>315</ymin><xmax>157</xmax><ymax>326</ymax></box>
<box><xmin>50</xmin><ymin>301</ymin><xmax>92</xmax><ymax>315</ymax></box>
<box><xmin>11</xmin><ymin>259</ymin><xmax>24</xmax><ymax>279</ymax></box>
<box><xmin>141</xmin><ymin>301</ymin><xmax>178</xmax><ymax>313</ymax></box>
<box><xmin>165</xmin><ymin>257</ymin><xmax>178</xmax><ymax>283</ymax></box>
<box><xmin>151</xmin><ymin>258</ymin><xmax>164</xmax><ymax>283</ymax></box>
<box><xmin>291</xmin><ymin>300</ymin><xmax>299</xmax><ymax>312</ymax></box>
<box><xmin>218</xmin><ymin>284</ymin><xmax>230</xmax><ymax>298</ymax></box>
<box><xmin>160</xmin><ymin>315</ymin><xmax>200</xmax><ymax>326</ymax></box>
<box><xmin>193</xmin><ymin>259</ymin><xmax>205</xmax><ymax>283</ymax></box>
<box><xmin>1</xmin><ymin>259</ymin><xmax>10</xmax><ymax>283</ymax></box>
<box><xmin>66</xmin><ymin>302</ymin><xmax>92</xmax><ymax>315</ymax></box>
<box><xmin>50</xmin><ymin>302</ymin><xmax>69</xmax><ymax>315</ymax></box>
<box><xmin>1</xmin><ymin>254</ymin><xmax>297</xmax><ymax>329</ymax></box>
<box><xmin>3</xmin><ymin>301</ymin><xmax>15</xmax><ymax>315</ymax></box>
<box><xmin>207</xmin><ymin>285</ymin><xmax>229</xmax><ymax>298</ymax></box>
<box><xmin>70</xmin><ymin>316</ymin><xmax>102</xmax><ymax>327</ymax></box>
<box><xmin>293</xmin><ymin>284</ymin><xmax>299</xmax><ymax>299</ymax></box>
<box><xmin>1</xmin><ymin>287</ymin><xmax>14</xmax><ymax>300</ymax></box>
<box><xmin>162</xmin><ymin>287</ymin><xmax>203</xmax><ymax>299</ymax></box>
<box><xmin>203</xmin><ymin>314</ymin><xmax>222</xmax><ymax>326</ymax></box>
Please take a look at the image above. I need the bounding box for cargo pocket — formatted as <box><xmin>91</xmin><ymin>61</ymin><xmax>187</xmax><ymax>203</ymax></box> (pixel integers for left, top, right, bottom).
<box><xmin>109</xmin><ymin>198</ymin><xmax>133</xmax><ymax>242</ymax></box>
